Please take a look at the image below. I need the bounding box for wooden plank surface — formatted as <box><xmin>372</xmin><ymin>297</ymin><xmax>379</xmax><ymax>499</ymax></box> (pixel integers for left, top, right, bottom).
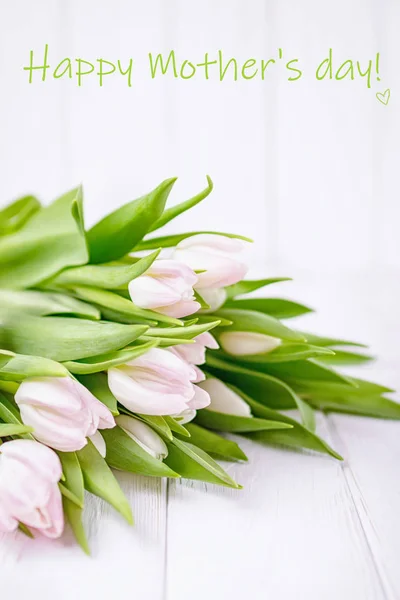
<box><xmin>0</xmin><ymin>273</ymin><xmax>399</xmax><ymax>600</ymax></box>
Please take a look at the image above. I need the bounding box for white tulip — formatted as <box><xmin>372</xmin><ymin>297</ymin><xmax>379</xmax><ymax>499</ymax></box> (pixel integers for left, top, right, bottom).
<box><xmin>172</xmin><ymin>332</ymin><xmax>219</xmax><ymax>366</ymax></box>
<box><xmin>108</xmin><ymin>348</ymin><xmax>210</xmax><ymax>416</ymax></box>
<box><xmin>116</xmin><ymin>415</ymin><xmax>168</xmax><ymax>460</ymax></box>
<box><xmin>198</xmin><ymin>378</ymin><xmax>252</xmax><ymax>417</ymax></box>
<box><xmin>199</xmin><ymin>287</ymin><xmax>227</xmax><ymax>312</ymax></box>
<box><xmin>219</xmin><ymin>331</ymin><xmax>281</xmax><ymax>356</ymax></box>
<box><xmin>15</xmin><ymin>377</ymin><xmax>115</xmax><ymax>453</ymax></box>
<box><xmin>172</xmin><ymin>234</ymin><xmax>248</xmax><ymax>290</ymax></box>
<box><xmin>0</xmin><ymin>440</ymin><xmax>64</xmax><ymax>538</ymax></box>
<box><xmin>128</xmin><ymin>259</ymin><xmax>200</xmax><ymax>317</ymax></box>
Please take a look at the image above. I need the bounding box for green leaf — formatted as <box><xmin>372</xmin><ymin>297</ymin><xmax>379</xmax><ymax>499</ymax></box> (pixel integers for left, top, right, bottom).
<box><xmin>0</xmin><ymin>392</ymin><xmax>34</xmax><ymax>439</ymax></box>
<box><xmin>232</xmin><ymin>343</ymin><xmax>335</xmax><ymax>363</ymax></box>
<box><xmin>58</xmin><ymin>452</ymin><xmax>85</xmax><ymax>504</ymax></box>
<box><xmin>194</xmin><ymin>409</ymin><xmax>293</xmax><ymax>433</ymax></box>
<box><xmin>316</xmin><ymin>349</ymin><xmax>374</xmax><ymax>366</ymax></box>
<box><xmin>63</xmin><ymin>340</ymin><xmax>158</xmax><ymax>375</ymax></box>
<box><xmin>58</xmin><ymin>482</ymin><xmax>83</xmax><ymax>508</ymax></box>
<box><xmin>197</xmin><ymin>315</ymin><xmax>233</xmax><ymax>327</ymax></box>
<box><xmin>0</xmin><ymin>381</ymin><xmax>18</xmax><ymax>395</ymax></box>
<box><xmin>0</xmin><ymin>351</ymin><xmax>14</xmax><ymax>370</ymax></box>
<box><xmin>134</xmin><ymin>231</ymin><xmax>253</xmax><ymax>251</ymax></box>
<box><xmin>253</xmin><ymin>358</ymin><xmax>356</xmax><ymax>387</ymax></box>
<box><xmin>183</xmin><ymin>423</ymin><xmax>248</xmax><ymax>462</ymax></box>
<box><xmin>298</xmin><ymin>332</ymin><xmax>368</xmax><ymax>349</ymax></box>
<box><xmin>0</xmin><ymin>423</ymin><xmax>33</xmax><ymax>437</ymax></box>
<box><xmin>297</xmin><ymin>379</ymin><xmax>400</xmax><ymax>419</ymax></box>
<box><xmin>204</xmin><ymin>354</ymin><xmax>297</xmax><ymax>409</ymax></box>
<box><xmin>0</xmin><ymin>289</ymin><xmax>100</xmax><ymax>320</ymax></box>
<box><xmin>0</xmin><ymin>187</ymin><xmax>88</xmax><ymax>288</ymax></box>
<box><xmin>1</xmin><ymin>313</ymin><xmax>148</xmax><ymax>361</ymax></box>
<box><xmin>141</xmin><ymin>336</ymin><xmax>195</xmax><ymax>348</ymax></box>
<box><xmin>164</xmin><ymin>416</ymin><xmax>191</xmax><ymax>438</ymax></box>
<box><xmin>248</xmin><ymin>411</ymin><xmax>342</xmax><ymax>459</ymax></box>
<box><xmin>0</xmin><ymin>195</ymin><xmax>41</xmax><ymax>235</ymax></box>
<box><xmin>101</xmin><ymin>426</ymin><xmax>179</xmax><ymax>478</ymax></box>
<box><xmin>58</xmin><ymin>451</ymin><xmax>89</xmax><ymax>553</ymax></box>
<box><xmin>146</xmin><ymin>320</ymin><xmax>220</xmax><ymax>340</ymax></box>
<box><xmin>164</xmin><ymin>437</ymin><xmax>241</xmax><ymax>488</ymax></box>
<box><xmin>224</xmin><ymin>297</ymin><xmax>313</xmax><ymax>319</ymax></box>
<box><xmin>48</xmin><ymin>249</ymin><xmax>161</xmax><ymax>290</ymax></box>
<box><xmin>149</xmin><ymin>176</ymin><xmax>214</xmax><ymax>232</ymax></box>
<box><xmin>194</xmin><ymin>290</ymin><xmax>210</xmax><ymax>310</ymax></box>
<box><xmin>205</xmin><ymin>357</ymin><xmax>316</xmax><ymax>431</ymax></box>
<box><xmin>215</xmin><ymin>309</ymin><xmax>305</xmax><ymax>343</ymax></box>
<box><xmin>72</xmin><ymin>286</ymin><xmax>182</xmax><ymax>327</ymax></box>
<box><xmin>88</xmin><ymin>178</ymin><xmax>177</xmax><ymax>263</ymax></box>
<box><xmin>76</xmin><ymin>372</ymin><xmax>119</xmax><ymax>415</ymax></box>
<box><xmin>77</xmin><ymin>440</ymin><xmax>133</xmax><ymax>524</ymax></box>
<box><xmin>135</xmin><ymin>414</ymin><xmax>173</xmax><ymax>441</ymax></box>
<box><xmin>0</xmin><ymin>353</ymin><xmax>68</xmax><ymax>381</ymax></box>
<box><xmin>235</xmin><ymin>388</ymin><xmax>342</xmax><ymax>459</ymax></box>
<box><xmin>224</xmin><ymin>278</ymin><xmax>291</xmax><ymax>299</ymax></box>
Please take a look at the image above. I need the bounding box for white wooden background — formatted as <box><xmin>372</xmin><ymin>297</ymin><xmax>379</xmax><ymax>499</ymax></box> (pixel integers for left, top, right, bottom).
<box><xmin>1</xmin><ymin>2</ymin><xmax>400</xmax><ymax>599</ymax></box>
<box><xmin>0</xmin><ymin>0</ymin><xmax>400</xmax><ymax>272</ymax></box>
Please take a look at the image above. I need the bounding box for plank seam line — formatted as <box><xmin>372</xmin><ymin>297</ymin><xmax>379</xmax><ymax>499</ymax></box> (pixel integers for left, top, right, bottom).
<box><xmin>162</xmin><ymin>477</ymin><xmax>170</xmax><ymax>600</ymax></box>
<box><xmin>326</xmin><ymin>414</ymin><xmax>396</xmax><ymax>600</ymax></box>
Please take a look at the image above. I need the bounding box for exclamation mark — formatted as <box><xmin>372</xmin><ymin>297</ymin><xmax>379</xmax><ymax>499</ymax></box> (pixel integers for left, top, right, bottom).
<box><xmin>376</xmin><ymin>52</ymin><xmax>381</xmax><ymax>81</ymax></box>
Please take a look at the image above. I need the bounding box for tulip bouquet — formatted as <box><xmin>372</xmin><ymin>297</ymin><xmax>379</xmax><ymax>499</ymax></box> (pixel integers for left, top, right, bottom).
<box><xmin>0</xmin><ymin>176</ymin><xmax>398</xmax><ymax>552</ymax></box>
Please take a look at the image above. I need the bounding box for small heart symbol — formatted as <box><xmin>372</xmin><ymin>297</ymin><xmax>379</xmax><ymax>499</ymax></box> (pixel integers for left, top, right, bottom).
<box><xmin>376</xmin><ymin>89</ymin><xmax>390</xmax><ymax>105</ymax></box>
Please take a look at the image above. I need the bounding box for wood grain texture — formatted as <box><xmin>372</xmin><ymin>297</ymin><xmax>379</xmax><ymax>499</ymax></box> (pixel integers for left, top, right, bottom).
<box><xmin>166</xmin><ymin>418</ymin><xmax>387</xmax><ymax>600</ymax></box>
<box><xmin>0</xmin><ymin>278</ymin><xmax>398</xmax><ymax>600</ymax></box>
<box><xmin>0</xmin><ymin>474</ymin><xmax>167</xmax><ymax>600</ymax></box>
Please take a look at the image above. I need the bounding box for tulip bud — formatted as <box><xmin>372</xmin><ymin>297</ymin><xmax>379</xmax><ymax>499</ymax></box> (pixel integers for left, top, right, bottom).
<box><xmin>198</xmin><ymin>378</ymin><xmax>252</xmax><ymax>417</ymax></box>
<box><xmin>108</xmin><ymin>348</ymin><xmax>210</xmax><ymax>416</ymax></box>
<box><xmin>128</xmin><ymin>259</ymin><xmax>200</xmax><ymax>318</ymax></box>
<box><xmin>89</xmin><ymin>431</ymin><xmax>106</xmax><ymax>458</ymax></box>
<box><xmin>173</xmin><ymin>408</ymin><xmax>197</xmax><ymax>424</ymax></box>
<box><xmin>15</xmin><ymin>376</ymin><xmax>115</xmax><ymax>452</ymax></box>
<box><xmin>116</xmin><ymin>415</ymin><xmax>168</xmax><ymax>460</ymax></box>
<box><xmin>199</xmin><ymin>287</ymin><xmax>227</xmax><ymax>312</ymax></box>
<box><xmin>219</xmin><ymin>331</ymin><xmax>281</xmax><ymax>356</ymax></box>
<box><xmin>172</xmin><ymin>234</ymin><xmax>248</xmax><ymax>290</ymax></box>
<box><xmin>172</xmin><ymin>332</ymin><xmax>219</xmax><ymax>366</ymax></box>
<box><xmin>0</xmin><ymin>439</ymin><xmax>64</xmax><ymax>538</ymax></box>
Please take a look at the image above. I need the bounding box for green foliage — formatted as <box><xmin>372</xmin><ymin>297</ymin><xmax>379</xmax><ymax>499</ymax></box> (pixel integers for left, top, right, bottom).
<box><xmin>88</xmin><ymin>178</ymin><xmax>176</xmax><ymax>263</ymax></box>
<box><xmin>0</xmin><ymin>187</ymin><xmax>88</xmax><ymax>288</ymax></box>
<box><xmin>1</xmin><ymin>312</ymin><xmax>147</xmax><ymax>361</ymax></box>
<box><xmin>0</xmin><ymin>195</ymin><xmax>41</xmax><ymax>235</ymax></box>
<box><xmin>77</xmin><ymin>439</ymin><xmax>133</xmax><ymax>524</ymax></box>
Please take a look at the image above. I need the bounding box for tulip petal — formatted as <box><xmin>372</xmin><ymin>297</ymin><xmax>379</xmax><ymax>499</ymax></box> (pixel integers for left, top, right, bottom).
<box><xmin>129</xmin><ymin>275</ymin><xmax>181</xmax><ymax>309</ymax></box>
<box><xmin>108</xmin><ymin>367</ymin><xmax>190</xmax><ymax>415</ymax></box>
<box><xmin>188</xmin><ymin>385</ymin><xmax>211</xmax><ymax>410</ymax></box>
<box><xmin>198</xmin><ymin>378</ymin><xmax>252</xmax><ymax>416</ymax></box>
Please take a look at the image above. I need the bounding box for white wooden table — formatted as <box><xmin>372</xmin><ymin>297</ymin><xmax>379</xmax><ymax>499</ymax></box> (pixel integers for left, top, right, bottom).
<box><xmin>2</xmin><ymin>272</ymin><xmax>399</xmax><ymax>600</ymax></box>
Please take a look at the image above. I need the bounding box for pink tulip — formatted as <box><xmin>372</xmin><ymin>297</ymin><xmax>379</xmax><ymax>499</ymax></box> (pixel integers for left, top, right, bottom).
<box><xmin>172</xmin><ymin>332</ymin><xmax>219</xmax><ymax>366</ymax></box>
<box><xmin>15</xmin><ymin>377</ymin><xmax>115</xmax><ymax>452</ymax></box>
<box><xmin>0</xmin><ymin>439</ymin><xmax>64</xmax><ymax>538</ymax></box>
<box><xmin>128</xmin><ymin>259</ymin><xmax>200</xmax><ymax>318</ymax></box>
<box><xmin>108</xmin><ymin>347</ymin><xmax>210</xmax><ymax>416</ymax></box>
<box><xmin>172</xmin><ymin>234</ymin><xmax>248</xmax><ymax>290</ymax></box>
